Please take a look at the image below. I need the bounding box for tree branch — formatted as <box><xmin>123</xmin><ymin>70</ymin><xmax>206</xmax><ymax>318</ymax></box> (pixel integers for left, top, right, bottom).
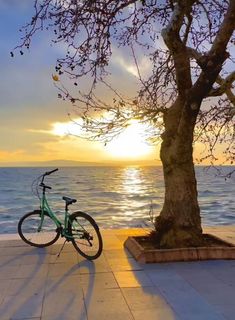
<box><xmin>208</xmin><ymin>71</ymin><xmax>235</xmax><ymax>98</ymax></box>
<box><xmin>183</xmin><ymin>10</ymin><xmax>193</xmax><ymax>45</ymax></box>
<box><xmin>161</xmin><ymin>1</ymin><xmax>196</xmax><ymax>95</ymax></box>
<box><xmin>191</xmin><ymin>0</ymin><xmax>235</xmax><ymax>100</ymax></box>
<box><xmin>186</xmin><ymin>47</ymin><xmax>207</xmax><ymax>68</ymax></box>
<box><xmin>186</xmin><ymin>48</ymin><xmax>235</xmax><ymax>107</ymax></box>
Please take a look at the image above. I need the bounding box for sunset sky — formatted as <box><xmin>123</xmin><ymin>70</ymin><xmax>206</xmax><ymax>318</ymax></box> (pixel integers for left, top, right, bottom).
<box><xmin>0</xmin><ymin>1</ymin><xmax>160</xmax><ymax>165</ymax></box>
<box><xmin>0</xmin><ymin>1</ymin><xmax>232</xmax><ymax>166</ymax></box>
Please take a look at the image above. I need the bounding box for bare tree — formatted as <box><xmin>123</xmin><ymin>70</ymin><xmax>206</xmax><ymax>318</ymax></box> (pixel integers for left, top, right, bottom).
<box><xmin>15</xmin><ymin>0</ymin><xmax>235</xmax><ymax>248</ymax></box>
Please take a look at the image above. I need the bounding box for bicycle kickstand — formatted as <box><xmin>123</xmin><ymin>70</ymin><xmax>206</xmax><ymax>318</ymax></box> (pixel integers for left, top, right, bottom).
<box><xmin>57</xmin><ymin>239</ymin><xmax>68</xmax><ymax>258</ymax></box>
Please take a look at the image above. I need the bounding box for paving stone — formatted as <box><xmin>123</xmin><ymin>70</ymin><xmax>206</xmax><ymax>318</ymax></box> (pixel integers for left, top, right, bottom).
<box><xmin>42</xmin><ymin>315</ymin><xmax>87</xmax><ymax>320</ymax></box>
<box><xmin>50</xmin><ymin>243</ymin><xmax>75</xmax><ymax>254</ymax></box>
<box><xmin>84</xmin><ymin>288</ymin><xmax>133</xmax><ymax>320</ymax></box>
<box><xmin>80</xmin><ymin>272</ymin><xmax>119</xmax><ymax>292</ymax></box>
<box><xmin>122</xmin><ymin>287</ymin><xmax>171</xmax><ymax>310</ymax></box>
<box><xmin>0</xmin><ymin>255</ymin><xmax>21</xmax><ymax>267</ymax></box>
<box><xmin>45</xmin><ymin>274</ymin><xmax>82</xmax><ymax>293</ymax></box>
<box><xmin>178</xmin><ymin>312</ymin><xmax>225</xmax><ymax>320</ymax></box>
<box><xmin>102</xmin><ymin>236</ymin><xmax>124</xmax><ymax>250</ymax></box>
<box><xmin>131</xmin><ymin>307</ymin><xmax>176</xmax><ymax>320</ymax></box>
<box><xmin>171</xmin><ymin>260</ymin><xmax>212</xmax><ymax>272</ymax></box>
<box><xmin>19</xmin><ymin>253</ymin><xmax>51</xmax><ymax>265</ymax></box>
<box><xmin>41</xmin><ymin>289</ymin><xmax>86</xmax><ymax>320</ymax></box>
<box><xmin>174</xmin><ymin>262</ymin><xmax>235</xmax><ymax>307</ymax></box>
<box><xmin>19</xmin><ymin>318</ymin><xmax>41</xmax><ymax>320</ymax></box>
<box><xmin>114</xmin><ymin>270</ymin><xmax>153</xmax><ymax>287</ymax></box>
<box><xmin>147</xmin><ymin>270</ymin><xmax>225</xmax><ymax>320</ymax></box>
<box><xmin>0</xmin><ymin>292</ymin><xmax>44</xmax><ymax>319</ymax></box>
<box><xmin>77</xmin><ymin>256</ymin><xmax>112</xmax><ymax>274</ymax></box>
<box><xmin>214</xmin><ymin>304</ymin><xmax>235</xmax><ymax>320</ymax></box>
<box><xmin>0</xmin><ymin>246</ymin><xmax>49</xmax><ymax>256</ymax></box>
<box><xmin>205</xmin><ymin>263</ymin><xmax>235</xmax><ymax>287</ymax></box>
<box><xmin>103</xmin><ymin>248</ymin><xmax>131</xmax><ymax>259</ymax></box>
<box><xmin>0</xmin><ymin>240</ymin><xmax>25</xmax><ymax>248</ymax></box>
<box><xmin>48</xmin><ymin>262</ymin><xmax>80</xmax><ymax>278</ymax></box>
<box><xmin>107</xmin><ymin>257</ymin><xmax>143</xmax><ymax>272</ymax></box>
<box><xmin>0</xmin><ymin>266</ymin><xmax>19</xmax><ymax>279</ymax></box>
<box><xmin>17</xmin><ymin>318</ymin><xmax>41</xmax><ymax>320</ymax></box>
<box><xmin>15</xmin><ymin>263</ymin><xmax>49</xmax><ymax>279</ymax></box>
<box><xmin>6</xmin><ymin>278</ymin><xmax>46</xmax><ymax>296</ymax></box>
<box><xmin>49</xmin><ymin>251</ymin><xmax>79</xmax><ymax>264</ymax></box>
<box><xmin>175</xmin><ymin>265</ymin><xmax>223</xmax><ymax>287</ymax></box>
<box><xmin>196</xmin><ymin>283</ymin><xmax>235</xmax><ymax>307</ymax></box>
<box><xmin>0</xmin><ymin>279</ymin><xmax>12</xmax><ymax>305</ymax></box>
<box><xmin>78</xmin><ymin>252</ymin><xmax>107</xmax><ymax>262</ymax></box>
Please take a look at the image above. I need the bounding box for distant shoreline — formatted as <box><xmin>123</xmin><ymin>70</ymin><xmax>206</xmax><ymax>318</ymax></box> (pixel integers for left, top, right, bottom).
<box><xmin>0</xmin><ymin>164</ymin><xmax>161</xmax><ymax>168</ymax></box>
<box><xmin>0</xmin><ymin>159</ymin><xmax>161</xmax><ymax>167</ymax></box>
<box><xmin>0</xmin><ymin>159</ymin><xmax>234</xmax><ymax>168</ymax></box>
<box><xmin>0</xmin><ymin>163</ymin><xmax>234</xmax><ymax>168</ymax></box>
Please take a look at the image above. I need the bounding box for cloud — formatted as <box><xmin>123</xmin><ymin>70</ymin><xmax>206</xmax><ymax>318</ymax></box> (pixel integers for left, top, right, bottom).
<box><xmin>111</xmin><ymin>47</ymin><xmax>152</xmax><ymax>79</ymax></box>
<box><xmin>38</xmin><ymin>136</ymin><xmax>105</xmax><ymax>162</ymax></box>
<box><xmin>0</xmin><ymin>149</ymin><xmax>25</xmax><ymax>161</ymax></box>
<box><xmin>28</xmin><ymin>118</ymin><xmax>83</xmax><ymax>137</ymax></box>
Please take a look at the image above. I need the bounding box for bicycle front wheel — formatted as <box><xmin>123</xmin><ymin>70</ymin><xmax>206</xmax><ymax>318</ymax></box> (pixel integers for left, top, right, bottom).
<box><xmin>68</xmin><ymin>211</ymin><xmax>103</xmax><ymax>260</ymax></box>
<box><xmin>18</xmin><ymin>210</ymin><xmax>60</xmax><ymax>247</ymax></box>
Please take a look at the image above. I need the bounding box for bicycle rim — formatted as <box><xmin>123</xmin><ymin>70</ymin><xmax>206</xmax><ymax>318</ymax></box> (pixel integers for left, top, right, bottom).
<box><xmin>18</xmin><ymin>210</ymin><xmax>60</xmax><ymax>247</ymax></box>
<box><xmin>68</xmin><ymin>211</ymin><xmax>103</xmax><ymax>260</ymax></box>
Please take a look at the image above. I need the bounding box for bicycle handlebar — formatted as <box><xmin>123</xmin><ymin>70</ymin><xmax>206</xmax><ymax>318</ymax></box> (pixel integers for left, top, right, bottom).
<box><xmin>32</xmin><ymin>169</ymin><xmax>58</xmax><ymax>198</ymax></box>
<box><xmin>40</xmin><ymin>168</ymin><xmax>58</xmax><ymax>188</ymax></box>
<box><xmin>45</xmin><ymin>168</ymin><xmax>59</xmax><ymax>176</ymax></box>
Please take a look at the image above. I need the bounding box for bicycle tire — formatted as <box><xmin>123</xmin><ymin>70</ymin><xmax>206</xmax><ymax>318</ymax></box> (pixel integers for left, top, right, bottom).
<box><xmin>68</xmin><ymin>211</ymin><xmax>103</xmax><ymax>260</ymax></box>
<box><xmin>18</xmin><ymin>210</ymin><xmax>60</xmax><ymax>247</ymax></box>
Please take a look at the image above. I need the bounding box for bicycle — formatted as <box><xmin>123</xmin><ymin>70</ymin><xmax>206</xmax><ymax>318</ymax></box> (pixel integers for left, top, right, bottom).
<box><xmin>18</xmin><ymin>168</ymin><xmax>103</xmax><ymax>260</ymax></box>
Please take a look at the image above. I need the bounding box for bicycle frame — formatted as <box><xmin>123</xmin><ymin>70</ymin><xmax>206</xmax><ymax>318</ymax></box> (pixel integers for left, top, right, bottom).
<box><xmin>39</xmin><ymin>188</ymin><xmax>88</xmax><ymax>241</ymax></box>
<box><xmin>39</xmin><ymin>191</ymin><xmax>75</xmax><ymax>239</ymax></box>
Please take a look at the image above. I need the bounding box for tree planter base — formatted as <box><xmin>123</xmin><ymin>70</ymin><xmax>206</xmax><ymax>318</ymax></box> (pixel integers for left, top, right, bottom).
<box><xmin>124</xmin><ymin>234</ymin><xmax>235</xmax><ymax>263</ymax></box>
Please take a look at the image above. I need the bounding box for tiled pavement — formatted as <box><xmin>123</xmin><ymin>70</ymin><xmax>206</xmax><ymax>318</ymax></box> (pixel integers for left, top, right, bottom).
<box><xmin>0</xmin><ymin>227</ymin><xmax>235</xmax><ymax>320</ymax></box>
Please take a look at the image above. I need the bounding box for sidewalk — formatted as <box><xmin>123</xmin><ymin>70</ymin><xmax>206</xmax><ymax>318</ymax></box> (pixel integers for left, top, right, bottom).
<box><xmin>0</xmin><ymin>226</ymin><xmax>235</xmax><ymax>320</ymax></box>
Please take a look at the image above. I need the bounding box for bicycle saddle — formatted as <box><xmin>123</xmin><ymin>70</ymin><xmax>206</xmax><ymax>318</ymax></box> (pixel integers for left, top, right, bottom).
<box><xmin>62</xmin><ymin>196</ymin><xmax>77</xmax><ymax>206</ymax></box>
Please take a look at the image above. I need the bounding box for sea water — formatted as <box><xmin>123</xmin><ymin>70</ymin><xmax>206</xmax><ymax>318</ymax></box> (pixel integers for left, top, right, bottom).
<box><xmin>0</xmin><ymin>166</ymin><xmax>234</xmax><ymax>233</ymax></box>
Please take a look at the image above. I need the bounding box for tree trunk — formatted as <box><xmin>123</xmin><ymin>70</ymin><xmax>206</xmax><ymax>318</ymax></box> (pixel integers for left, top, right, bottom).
<box><xmin>154</xmin><ymin>98</ymin><xmax>203</xmax><ymax>248</ymax></box>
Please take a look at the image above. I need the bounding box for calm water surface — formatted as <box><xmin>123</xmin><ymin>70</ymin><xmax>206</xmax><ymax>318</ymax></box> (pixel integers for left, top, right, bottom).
<box><xmin>0</xmin><ymin>166</ymin><xmax>234</xmax><ymax>233</ymax></box>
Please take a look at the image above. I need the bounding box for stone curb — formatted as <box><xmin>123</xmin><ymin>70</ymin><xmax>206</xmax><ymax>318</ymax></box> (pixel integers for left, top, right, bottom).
<box><xmin>124</xmin><ymin>234</ymin><xmax>235</xmax><ymax>263</ymax></box>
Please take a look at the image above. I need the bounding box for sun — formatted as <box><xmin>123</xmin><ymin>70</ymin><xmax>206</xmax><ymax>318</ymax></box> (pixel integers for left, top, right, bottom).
<box><xmin>49</xmin><ymin>119</ymin><xmax>153</xmax><ymax>160</ymax></box>
<box><xmin>105</xmin><ymin>120</ymin><xmax>152</xmax><ymax>159</ymax></box>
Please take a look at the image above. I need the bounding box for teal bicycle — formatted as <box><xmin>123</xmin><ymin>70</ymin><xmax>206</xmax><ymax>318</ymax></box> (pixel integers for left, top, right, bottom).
<box><xmin>18</xmin><ymin>168</ymin><xmax>103</xmax><ymax>260</ymax></box>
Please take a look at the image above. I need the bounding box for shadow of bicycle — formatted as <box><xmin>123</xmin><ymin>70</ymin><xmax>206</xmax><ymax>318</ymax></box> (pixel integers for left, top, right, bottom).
<box><xmin>0</xmin><ymin>243</ymin><xmax>96</xmax><ymax>320</ymax></box>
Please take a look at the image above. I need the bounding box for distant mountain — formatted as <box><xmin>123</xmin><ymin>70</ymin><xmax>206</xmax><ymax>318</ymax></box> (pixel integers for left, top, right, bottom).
<box><xmin>0</xmin><ymin>159</ymin><xmax>102</xmax><ymax>167</ymax></box>
<box><xmin>0</xmin><ymin>159</ymin><xmax>160</xmax><ymax>167</ymax></box>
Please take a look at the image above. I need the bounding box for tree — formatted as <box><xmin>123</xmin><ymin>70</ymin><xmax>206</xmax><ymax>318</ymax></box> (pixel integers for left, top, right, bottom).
<box><xmin>15</xmin><ymin>0</ymin><xmax>235</xmax><ymax>248</ymax></box>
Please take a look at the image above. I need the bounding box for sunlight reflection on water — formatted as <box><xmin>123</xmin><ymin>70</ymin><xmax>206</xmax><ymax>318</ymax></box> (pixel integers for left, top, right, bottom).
<box><xmin>122</xmin><ymin>166</ymin><xmax>143</xmax><ymax>195</ymax></box>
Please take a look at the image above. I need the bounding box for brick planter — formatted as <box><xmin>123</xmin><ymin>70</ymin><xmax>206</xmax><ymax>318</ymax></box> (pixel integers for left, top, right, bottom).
<box><xmin>124</xmin><ymin>234</ymin><xmax>235</xmax><ymax>263</ymax></box>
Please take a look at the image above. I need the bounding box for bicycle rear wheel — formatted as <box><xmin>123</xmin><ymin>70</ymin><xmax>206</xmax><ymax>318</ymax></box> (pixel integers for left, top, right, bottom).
<box><xmin>18</xmin><ymin>210</ymin><xmax>60</xmax><ymax>247</ymax></box>
<box><xmin>68</xmin><ymin>211</ymin><xmax>103</xmax><ymax>260</ymax></box>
